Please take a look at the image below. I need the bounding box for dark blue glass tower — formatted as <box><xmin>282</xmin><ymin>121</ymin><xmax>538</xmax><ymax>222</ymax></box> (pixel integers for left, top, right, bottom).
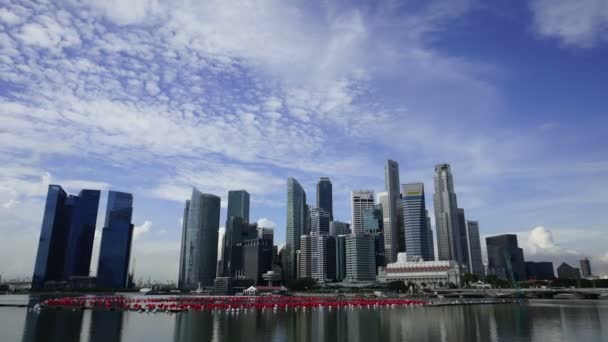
<box><xmin>96</xmin><ymin>191</ymin><xmax>134</xmax><ymax>289</ymax></box>
<box><xmin>63</xmin><ymin>190</ymin><xmax>101</xmax><ymax>279</ymax></box>
<box><xmin>32</xmin><ymin>185</ymin><xmax>70</xmax><ymax>288</ymax></box>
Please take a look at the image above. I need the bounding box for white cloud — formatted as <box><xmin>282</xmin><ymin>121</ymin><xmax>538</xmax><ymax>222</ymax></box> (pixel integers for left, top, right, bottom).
<box><xmin>601</xmin><ymin>252</ymin><xmax>608</xmax><ymax>263</ymax></box>
<box><xmin>257</xmin><ymin>218</ymin><xmax>276</xmax><ymax>229</ymax></box>
<box><xmin>524</xmin><ymin>226</ymin><xmax>580</xmax><ymax>256</ymax></box>
<box><xmin>133</xmin><ymin>220</ymin><xmax>152</xmax><ymax>240</ymax></box>
<box><xmin>0</xmin><ymin>8</ymin><xmax>21</xmax><ymax>25</ymax></box>
<box><xmin>530</xmin><ymin>0</ymin><xmax>608</xmax><ymax>47</ymax></box>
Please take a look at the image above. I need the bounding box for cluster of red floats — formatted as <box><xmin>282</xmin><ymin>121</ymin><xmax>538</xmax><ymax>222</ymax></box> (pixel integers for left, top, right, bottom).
<box><xmin>40</xmin><ymin>296</ymin><xmax>428</xmax><ymax>313</ymax></box>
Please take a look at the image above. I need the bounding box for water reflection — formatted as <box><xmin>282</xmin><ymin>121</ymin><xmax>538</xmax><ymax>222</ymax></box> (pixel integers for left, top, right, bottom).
<box><xmin>13</xmin><ymin>299</ymin><xmax>608</xmax><ymax>342</ymax></box>
<box><xmin>89</xmin><ymin>309</ymin><xmax>124</xmax><ymax>342</ymax></box>
<box><xmin>21</xmin><ymin>298</ymin><xmax>83</xmax><ymax>342</ymax></box>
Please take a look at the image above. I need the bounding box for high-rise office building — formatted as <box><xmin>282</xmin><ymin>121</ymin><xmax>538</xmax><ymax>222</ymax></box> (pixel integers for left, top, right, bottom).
<box><xmin>97</xmin><ymin>191</ymin><xmax>134</xmax><ymax>289</ymax></box>
<box><xmin>298</xmin><ymin>235</ymin><xmax>312</xmax><ymax>278</ymax></box>
<box><xmin>557</xmin><ymin>262</ymin><xmax>581</xmax><ymax>280</ymax></box>
<box><xmin>580</xmin><ymin>258</ymin><xmax>592</xmax><ymax>277</ymax></box>
<box><xmin>384</xmin><ymin>160</ymin><xmax>401</xmax><ymax>263</ymax></box>
<box><xmin>465</xmin><ymin>220</ymin><xmax>484</xmax><ymax>279</ymax></box>
<box><xmin>433</xmin><ymin>164</ymin><xmax>463</xmax><ymax>263</ymax></box>
<box><xmin>329</xmin><ymin>221</ymin><xmax>351</xmax><ymax>236</ymax></box>
<box><xmin>362</xmin><ymin>203</ymin><xmax>385</xmax><ymax>269</ymax></box>
<box><xmin>310</xmin><ymin>207</ymin><xmax>330</xmax><ymax>236</ymax></box>
<box><xmin>177</xmin><ymin>188</ymin><xmax>221</xmax><ymax>289</ymax></box>
<box><xmin>351</xmin><ymin>190</ymin><xmax>374</xmax><ymax>234</ymax></box>
<box><xmin>486</xmin><ymin>234</ymin><xmax>526</xmax><ymax>282</ymax></box>
<box><xmin>257</xmin><ymin>227</ymin><xmax>274</xmax><ymax>241</ymax></box>
<box><xmin>426</xmin><ymin>210</ymin><xmax>435</xmax><ymax>261</ymax></box>
<box><xmin>32</xmin><ymin>185</ymin><xmax>69</xmax><ymax>288</ymax></box>
<box><xmin>178</xmin><ymin>200</ymin><xmax>190</xmax><ymax>289</ymax></box>
<box><xmin>242</xmin><ymin>237</ymin><xmax>273</xmax><ymax>285</ymax></box>
<box><xmin>335</xmin><ymin>235</ymin><xmax>347</xmax><ymax>281</ymax></box>
<box><xmin>221</xmin><ymin>190</ymin><xmax>251</xmax><ymax>277</ymax></box>
<box><xmin>317</xmin><ymin>177</ymin><xmax>333</xmax><ymax>220</ymax></box>
<box><xmin>402</xmin><ymin>183</ymin><xmax>433</xmax><ymax>261</ymax></box>
<box><xmin>525</xmin><ymin>261</ymin><xmax>555</xmax><ymax>280</ymax></box>
<box><xmin>309</xmin><ymin>207</ymin><xmax>333</xmax><ymax>283</ymax></box>
<box><xmin>345</xmin><ymin>233</ymin><xmax>376</xmax><ymax>281</ymax></box>
<box><xmin>63</xmin><ymin>189</ymin><xmax>101</xmax><ymax>280</ymax></box>
<box><xmin>32</xmin><ymin>185</ymin><xmax>101</xmax><ymax>289</ymax></box>
<box><xmin>227</xmin><ymin>190</ymin><xmax>250</xmax><ymax>223</ymax></box>
<box><xmin>457</xmin><ymin>208</ymin><xmax>470</xmax><ymax>268</ymax></box>
<box><xmin>286</xmin><ymin>178</ymin><xmax>306</xmax><ymax>281</ymax></box>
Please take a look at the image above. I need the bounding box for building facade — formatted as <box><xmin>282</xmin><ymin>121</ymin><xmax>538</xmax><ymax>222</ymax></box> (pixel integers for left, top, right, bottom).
<box><xmin>402</xmin><ymin>183</ymin><xmax>432</xmax><ymax>261</ymax></box>
<box><xmin>384</xmin><ymin>160</ymin><xmax>401</xmax><ymax>263</ymax></box>
<box><xmin>316</xmin><ymin>177</ymin><xmax>333</xmax><ymax>220</ymax></box>
<box><xmin>580</xmin><ymin>258</ymin><xmax>592</xmax><ymax>278</ymax></box>
<box><xmin>351</xmin><ymin>190</ymin><xmax>375</xmax><ymax>234</ymax></box>
<box><xmin>335</xmin><ymin>235</ymin><xmax>347</xmax><ymax>282</ymax></box>
<box><xmin>557</xmin><ymin>262</ymin><xmax>581</xmax><ymax>280</ymax></box>
<box><xmin>298</xmin><ymin>235</ymin><xmax>312</xmax><ymax>279</ymax></box>
<box><xmin>286</xmin><ymin>178</ymin><xmax>306</xmax><ymax>281</ymax></box>
<box><xmin>345</xmin><ymin>233</ymin><xmax>376</xmax><ymax>281</ymax></box>
<box><xmin>457</xmin><ymin>208</ymin><xmax>469</xmax><ymax>268</ymax></box>
<box><xmin>465</xmin><ymin>220</ymin><xmax>484</xmax><ymax>279</ymax></box>
<box><xmin>177</xmin><ymin>188</ymin><xmax>221</xmax><ymax>289</ymax></box>
<box><xmin>525</xmin><ymin>261</ymin><xmax>555</xmax><ymax>280</ymax></box>
<box><xmin>329</xmin><ymin>221</ymin><xmax>351</xmax><ymax>236</ymax></box>
<box><xmin>426</xmin><ymin>210</ymin><xmax>435</xmax><ymax>261</ymax></box>
<box><xmin>97</xmin><ymin>191</ymin><xmax>134</xmax><ymax>289</ymax></box>
<box><xmin>378</xmin><ymin>253</ymin><xmax>461</xmax><ymax>288</ymax></box>
<box><xmin>486</xmin><ymin>234</ymin><xmax>526</xmax><ymax>282</ymax></box>
<box><xmin>32</xmin><ymin>185</ymin><xmax>102</xmax><ymax>289</ymax></box>
<box><xmin>433</xmin><ymin>164</ymin><xmax>463</xmax><ymax>264</ymax></box>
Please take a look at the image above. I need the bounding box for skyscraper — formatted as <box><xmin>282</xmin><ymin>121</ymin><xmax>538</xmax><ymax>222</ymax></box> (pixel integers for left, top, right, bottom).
<box><xmin>486</xmin><ymin>234</ymin><xmax>526</xmax><ymax>282</ymax></box>
<box><xmin>345</xmin><ymin>233</ymin><xmax>376</xmax><ymax>281</ymax></box>
<box><xmin>426</xmin><ymin>210</ymin><xmax>435</xmax><ymax>261</ymax></box>
<box><xmin>63</xmin><ymin>189</ymin><xmax>101</xmax><ymax>279</ymax></box>
<box><xmin>329</xmin><ymin>221</ymin><xmax>351</xmax><ymax>236</ymax></box>
<box><xmin>298</xmin><ymin>235</ymin><xmax>312</xmax><ymax>279</ymax></box>
<box><xmin>97</xmin><ymin>191</ymin><xmax>134</xmax><ymax>289</ymax></box>
<box><xmin>465</xmin><ymin>220</ymin><xmax>484</xmax><ymax>279</ymax></box>
<box><xmin>178</xmin><ymin>200</ymin><xmax>190</xmax><ymax>289</ymax></box>
<box><xmin>457</xmin><ymin>208</ymin><xmax>470</xmax><ymax>268</ymax></box>
<box><xmin>227</xmin><ymin>190</ymin><xmax>250</xmax><ymax>222</ymax></box>
<box><xmin>310</xmin><ymin>207</ymin><xmax>334</xmax><ymax>283</ymax></box>
<box><xmin>580</xmin><ymin>258</ymin><xmax>592</xmax><ymax>277</ymax></box>
<box><xmin>335</xmin><ymin>235</ymin><xmax>347</xmax><ymax>281</ymax></box>
<box><xmin>402</xmin><ymin>183</ymin><xmax>432</xmax><ymax>261</ymax></box>
<box><xmin>32</xmin><ymin>185</ymin><xmax>70</xmax><ymax>288</ymax></box>
<box><xmin>177</xmin><ymin>188</ymin><xmax>221</xmax><ymax>289</ymax></box>
<box><xmin>286</xmin><ymin>177</ymin><xmax>306</xmax><ymax>281</ymax></box>
<box><xmin>317</xmin><ymin>177</ymin><xmax>333</xmax><ymax>220</ymax></box>
<box><xmin>220</xmin><ymin>190</ymin><xmax>253</xmax><ymax>277</ymax></box>
<box><xmin>384</xmin><ymin>160</ymin><xmax>400</xmax><ymax>263</ymax></box>
<box><xmin>351</xmin><ymin>190</ymin><xmax>374</xmax><ymax>234</ymax></box>
<box><xmin>362</xmin><ymin>203</ymin><xmax>385</xmax><ymax>269</ymax></box>
<box><xmin>433</xmin><ymin>164</ymin><xmax>463</xmax><ymax>263</ymax></box>
<box><xmin>32</xmin><ymin>186</ymin><xmax>102</xmax><ymax>289</ymax></box>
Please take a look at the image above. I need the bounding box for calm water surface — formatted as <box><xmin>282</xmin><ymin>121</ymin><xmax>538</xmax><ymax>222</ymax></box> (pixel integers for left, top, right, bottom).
<box><xmin>0</xmin><ymin>295</ymin><xmax>606</xmax><ymax>342</ymax></box>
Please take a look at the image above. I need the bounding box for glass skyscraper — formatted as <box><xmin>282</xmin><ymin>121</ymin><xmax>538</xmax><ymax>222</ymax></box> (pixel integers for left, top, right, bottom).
<box><xmin>178</xmin><ymin>188</ymin><xmax>221</xmax><ymax>289</ymax></box>
<box><xmin>97</xmin><ymin>191</ymin><xmax>134</xmax><ymax>289</ymax></box>
<box><xmin>486</xmin><ymin>234</ymin><xmax>526</xmax><ymax>282</ymax></box>
<box><xmin>351</xmin><ymin>190</ymin><xmax>375</xmax><ymax>234</ymax></box>
<box><xmin>32</xmin><ymin>185</ymin><xmax>70</xmax><ymax>288</ymax></box>
<box><xmin>286</xmin><ymin>177</ymin><xmax>306</xmax><ymax>281</ymax></box>
<box><xmin>384</xmin><ymin>160</ymin><xmax>400</xmax><ymax>263</ymax></box>
<box><xmin>465</xmin><ymin>220</ymin><xmax>484</xmax><ymax>279</ymax></box>
<box><xmin>221</xmin><ymin>190</ymin><xmax>251</xmax><ymax>277</ymax></box>
<box><xmin>316</xmin><ymin>177</ymin><xmax>333</xmax><ymax>220</ymax></box>
<box><xmin>402</xmin><ymin>183</ymin><xmax>432</xmax><ymax>261</ymax></box>
<box><xmin>63</xmin><ymin>189</ymin><xmax>101</xmax><ymax>279</ymax></box>
<box><xmin>32</xmin><ymin>185</ymin><xmax>101</xmax><ymax>289</ymax></box>
<box><xmin>457</xmin><ymin>208</ymin><xmax>470</xmax><ymax>268</ymax></box>
<box><xmin>433</xmin><ymin>164</ymin><xmax>463</xmax><ymax>263</ymax></box>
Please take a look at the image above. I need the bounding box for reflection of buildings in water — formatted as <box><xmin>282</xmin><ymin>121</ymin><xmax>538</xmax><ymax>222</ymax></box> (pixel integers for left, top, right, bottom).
<box><xmin>89</xmin><ymin>309</ymin><xmax>124</xmax><ymax>342</ymax></box>
<box><xmin>557</xmin><ymin>303</ymin><xmax>604</xmax><ymax>341</ymax></box>
<box><xmin>173</xmin><ymin>312</ymin><xmax>214</xmax><ymax>342</ymax></box>
<box><xmin>21</xmin><ymin>298</ymin><xmax>84</xmax><ymax>342</ymax></box>
<box><xmin>492</xmin><ymin>304</ymin><xmax>532</xmax><ymax>340</ymax></box>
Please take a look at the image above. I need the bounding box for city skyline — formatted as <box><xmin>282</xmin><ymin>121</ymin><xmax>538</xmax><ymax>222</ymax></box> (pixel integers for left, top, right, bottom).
<box><xmin>2</xmin><ymin>0</ymin><xmax>608</xmax><ymax>282</ymax></box>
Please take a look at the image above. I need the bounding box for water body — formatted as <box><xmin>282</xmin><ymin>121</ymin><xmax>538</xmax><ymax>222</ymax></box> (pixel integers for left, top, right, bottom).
<box><xmin>0</xmin><ymin>295</ymin><xmax>607</xmax><ymax>342</ymax></box>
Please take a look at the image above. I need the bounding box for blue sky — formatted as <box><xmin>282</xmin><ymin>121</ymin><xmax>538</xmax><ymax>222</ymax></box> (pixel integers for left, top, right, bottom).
<box><xmin>1</xmin><ymin>0</ymin><xmax>607</xmax><ymax>281</ymax></box>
